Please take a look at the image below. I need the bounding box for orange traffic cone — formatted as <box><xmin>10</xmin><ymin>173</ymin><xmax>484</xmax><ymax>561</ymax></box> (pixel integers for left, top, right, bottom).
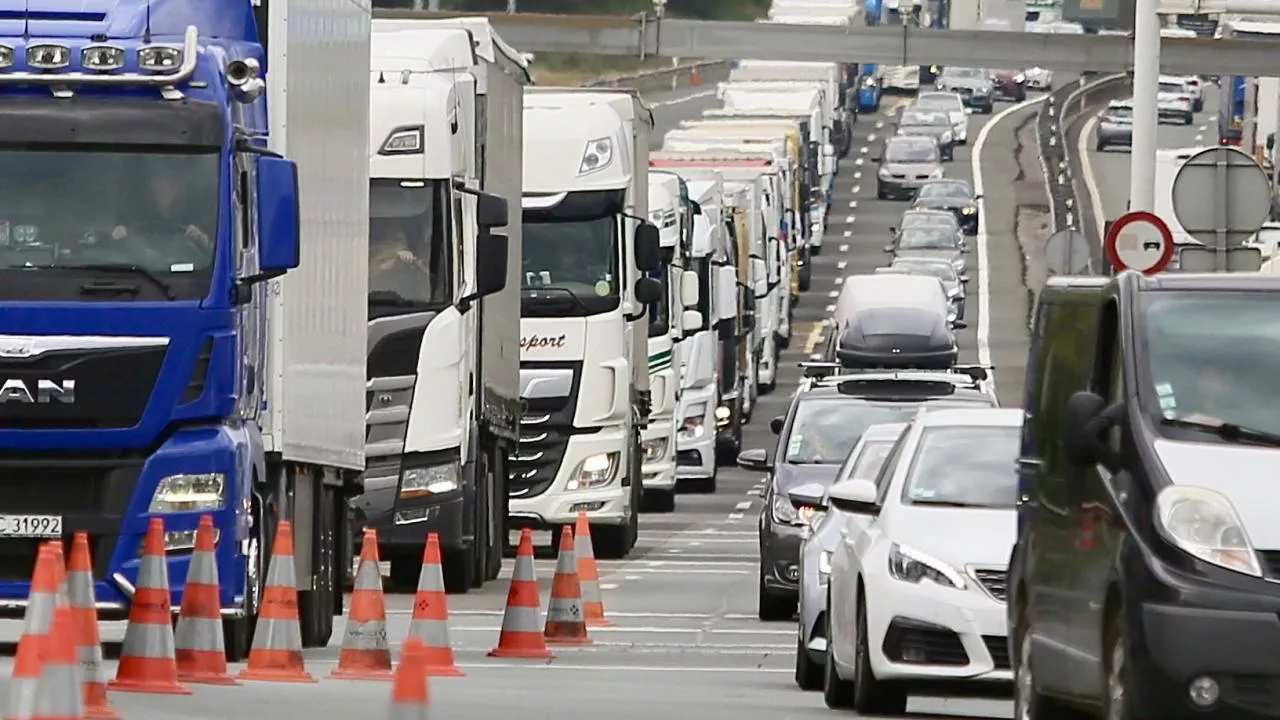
<box><xmin>574</xmin><ymin>512</ymin><xmax>612</xmax><ymax>626</ymax></box>
<box><xmin>32</xmin><ymin>606</ymin><xmax>84</xmax><ymax>720</ymax></box>
<box><xmin>175</xmin><ymin>516</ymin><xmax>237</xmax><ymax>685</ymax></box>
<box><xmin>488</xmin><ymin>528</ymin><xmax>553</xmax><ymax>659</ymax></box>
<box><xmin>406</xmin><ymin>533</ymin><xmax>463</xmax><ymax>676</ymax></box>
<box><xmin>544</xmin><ymin>526</ymin><xmax>590</xmax><ymax>645</ymax></box>
<box><xmin>46</xmin><ymin>541</ymin><xmax>68</xmax><ymax>606</ymax></box>
<box><xmin>5</xmin><ymin>629</ymin><xmax>43</xmax><ymax>720</ymax></box>
<box><xmin>331</xmin><ymin>529</ymin><xmax>393</xmax><ymax>679</ymax></box>
<box><xmin>238</xmin><ymin>520</ymin><xmax>315</xmax><ymax>683</ymax></box>
<box><xmin>66</xmin><ymin>533</ymin><xmax>119</xmax><ymax>718</ymax></box>
<box><xmin>110</xmin><ymin>518</ymin><xmax>191</xmax><ymax>695</ymax></box>
<box><xmin>690</xmin><ymin>66</ymin><xmax>701</xmax><ymax>86</ymax></box>
<box><xmin>390</xmin><ymin>637</ymin><xmax>430</xmax><ymax>720</ymax></box>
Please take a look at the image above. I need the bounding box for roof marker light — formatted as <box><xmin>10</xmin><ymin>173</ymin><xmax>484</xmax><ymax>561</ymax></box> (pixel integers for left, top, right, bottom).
<box><xmin>138</xmin><ymin>45</ymin><xmax>181</xmax><ymax>72</ymax></box>
<box><xmin>82</xmin><ymin>45</ymin><xmax>125</xmax><ymax>72</ymax></box>
<box><xmin>27</xmin><ymin>44</ymin><xmax>70</xmax><ymax>70</ymax></box>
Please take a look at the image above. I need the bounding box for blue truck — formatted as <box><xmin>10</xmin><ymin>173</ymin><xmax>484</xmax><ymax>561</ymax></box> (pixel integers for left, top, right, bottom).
<box><xmin>1219</xmin><ymin>74</ymin><xmax>1246</xmax><ymax>147</ymax></box>
<box><xmin>0</xmin><ymin>0</ymin><xmax>372</xmax><ymax>660</ymax></box>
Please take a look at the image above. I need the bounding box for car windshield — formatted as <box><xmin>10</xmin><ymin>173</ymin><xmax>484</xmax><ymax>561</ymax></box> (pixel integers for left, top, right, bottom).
<box><xmin>917</xmin><ymin>182</ymin><xmax>970</xmax><ymax>200</ymax></box>
<box><xmin>885</xmin><ymin>141</ymin><xmax>938</xmax><ymax>163</ymax></box>
<box><xmin>901</xmin><ymin>425</ymin><xmax>1020</xmax><ymax>507</ymax></box>
<box><xmin>902</xmin><ymin>213</ymin><xmax>956</xmax><ymax>229</ymax></box>
<box><xmin>943</xmin><ymin>68</ymin><xmax>983</xmax><ymax>80</ymax></box>
<box><xmin>1158</xmin><ymin>82</ymin><xmax>1183</xmax><ymax>94</ymax></box>
<box><xmin>916</xmin><ymin>96</ymin><xmax>963</xmax><ymax>111</ymax></box>
<box><xmin>1142</xmin><ymin>292</ymin><xmax>1280</xmax><ymax>438</ymax></box>
<box><xmin>895</xmin><ymin>261</ymin><xmax>956</xmax><ymax>282</ymax></box>
<box><xmin>901</xmin><ymin>112</ymin><xmax>947</xmax><ymax>127</ymax></box>
<box><xmin>784</xmin><ymin>397</ymin><xmax>990</xmax><ymax>464</ymax></box>
<box><xmin>1107</xmin><ymin>106</ymin><xmax>1133</xmax><ymax>119</ymax></box>
<box><xmin>899</xmin><ymin>227</ymin><xmax>958</xmax><ymax>250</ymax></box>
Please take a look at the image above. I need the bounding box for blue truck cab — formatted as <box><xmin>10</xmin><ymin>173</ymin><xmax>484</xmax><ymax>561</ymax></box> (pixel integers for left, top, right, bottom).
<box><xmin>0</xmin><ymin>0</ymin><xmax>371</xmax><ymax>660</ymax></box>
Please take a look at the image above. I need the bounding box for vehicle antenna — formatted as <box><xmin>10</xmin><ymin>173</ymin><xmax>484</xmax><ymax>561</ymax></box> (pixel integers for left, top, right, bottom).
<box><xmin>143</xmin><ymin>0</ymin><xmax>152</xmax><ymax>44</ymax></box>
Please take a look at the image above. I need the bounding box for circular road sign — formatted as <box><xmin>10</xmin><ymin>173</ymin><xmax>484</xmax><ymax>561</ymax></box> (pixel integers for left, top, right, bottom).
<box><xmin>1104</xmin><ymin>211</ymin><xmax>1174</xmax><ymax>275</ymax></box>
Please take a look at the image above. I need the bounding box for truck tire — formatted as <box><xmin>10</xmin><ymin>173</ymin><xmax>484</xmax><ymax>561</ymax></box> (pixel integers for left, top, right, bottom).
<box><xmin>223</xmin><ymin>493</ymin><xmax>266</xmax><ymax>662</ymax></box>
<box><xmin>594</xmin><ymin>435</ymin><xmax>641</xmax><ymax>558</ymax></box>
<box><xmin>443</xmin><ymin>546</ymin><xmax>476</xmax><ymax>594</ymax></box>
<box><xmin>299</xmin><ymin>484</ymin><xmax>338</xmax><ymax>648</ymax></box>
<box><xmin>484</xmin><ymin>447</ymin><xmax>506</xmax><ymax>582</ymax></box>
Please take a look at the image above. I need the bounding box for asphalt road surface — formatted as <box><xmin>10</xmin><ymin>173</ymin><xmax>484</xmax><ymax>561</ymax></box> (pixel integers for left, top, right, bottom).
<box><xmin>0</xmin><ymin>81</ymin><xmax>1052</xmax><ymax>720</ymax></box>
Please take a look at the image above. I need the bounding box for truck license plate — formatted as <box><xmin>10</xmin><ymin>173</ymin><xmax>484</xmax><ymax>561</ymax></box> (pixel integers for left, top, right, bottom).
<box><xmin>0</xmin><ymin>515</ymin><xmax>62</xmax><ymax>538</ymax></box>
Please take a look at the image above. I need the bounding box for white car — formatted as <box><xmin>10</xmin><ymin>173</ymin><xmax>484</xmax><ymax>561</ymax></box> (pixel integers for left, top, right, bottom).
<box><xmin>912</xmin><ymin>91</ymin><xmax>969</xmax><ymax>144</ymax></box>
<box><xmin>822</xmin><ymin>407</ymin><xmax>1023</xmax><ymax>714</ymax></box>
<box><xmin>1157</xmin><ymin>76</ymin><xmax>1195</xmax><ymax>125</ymax></box>
<box><xmin>1022</xmin><ymin>66</ymin><xmax>1052</xmax><ymax>90</ymax></box>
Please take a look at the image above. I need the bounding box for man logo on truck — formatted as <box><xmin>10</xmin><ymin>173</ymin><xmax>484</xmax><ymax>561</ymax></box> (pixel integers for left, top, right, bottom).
<box><xmin>0</xmin><ymin>379</ymin><xmax>75</xmax><ymax>403</ymax></box>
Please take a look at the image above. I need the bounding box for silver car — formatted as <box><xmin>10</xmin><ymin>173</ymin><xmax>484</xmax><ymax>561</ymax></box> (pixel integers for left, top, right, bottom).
<box><xmin>876</xmin><ymin>136</ymin><xmax>944</xmax><ymax>201</ymax></box>
<box><xmin>911</xmin><ymin>91</ymin><xmax>969</xmax><ymax>144</ymax></box>
<box><xmin>1157</xmin><ymin>77</ymin><xmax>1194</xmax><ymax>125</ymax></box>
<box><xmin>896</xmin><ymin>109</ymin><xmax>955</xmax><ymax>161</ymax></box>
<box><xmin>934</xmin><ymin>67</ymin><xmax>995</xmax><ymax>113</ymax></box>
<box><xmin>885</xmin><ymin>222</ymin><xmax>967</xmax><ymax>274</ymax></box>
<box><xmin>889</xmin><ymin>257</ymin><xmax>968</xmax><ymax>320</ymax></box>
<box><xmin>792</xmin><ymin>422</ymin><xmax>908</xmax><ymax>690</ymax></box>
<box><xmin>1095</xmin><ymin>100</ymin><xmax>1133</xmax><ymax>151</ymax></box>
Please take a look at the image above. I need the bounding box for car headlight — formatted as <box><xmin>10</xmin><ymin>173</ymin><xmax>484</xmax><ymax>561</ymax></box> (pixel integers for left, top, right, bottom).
<box><xmin>961</xmin><ymin>206</ymin><xmax>976</xmax><ymax>214</ymax></box>
<box><xmin>678</xmin><ymin>402</ymin><xmax>708</xmax><ymax>441</ymax></box>
<box><xmin>771</xmin><ymin>493</ymin><xmax>820</xmax><ymax>526</ymax></box>
<box><xmin>941</xmin><ymin>131</ymin><xmax>952</xmax><ymax>143</ymax></box>
<box><xmin>568</xmin><ymin>452</ymin><xmax>619</xmax><ymax>491</ymax></box>
<box><xmin>1155</xmin><ymin>486</ymin><xmax>1260</xmax><ymax>576</ymax></box>
<box><xmin>878</xmin><ymin>167</ymin><xmax>891</xmax><ymax>179</ymax></box>
<box><xmin>149</xmin><ymin>473</ymin><xmax>226</xmax><ymax>513</ymax></box>
<box><xmin>887</xmin><ymin>543</ymin><xmax>966</xmax><ymax>588</ymax></box>
<box><xmin>818</xmin><ymin>550</ymin><xmax>832</xmax><ymax>579</ymax></box>
<box><xmin>929</xmin><ymin>169</ymin><xmax>944</xmax><ymax>179</ymax></box>
<box><xmin>641</xmin><ymin>437</ymin><xmax>668</xmax><ymax>463</ymax></box>
<box><xmin>400</xmin><ymin>463</ymin><xmax>460</xmax><ymax>499</ymax></box>
<box><xmin>947</xmin><ymin>286</ymin><xmax>961</xmax><ymax>299</ymax></box>
<box><xmin>1013</xmin><ymin>73</ymin><xmax>1026</xmax><ymax>83</ymax></box>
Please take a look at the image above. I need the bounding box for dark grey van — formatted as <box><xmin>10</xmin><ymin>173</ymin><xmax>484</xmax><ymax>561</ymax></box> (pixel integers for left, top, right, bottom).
<box><xmin>1008</xmin><ymin>272</ymin><xmax>1280</xmax><ymax>720</ymax></box>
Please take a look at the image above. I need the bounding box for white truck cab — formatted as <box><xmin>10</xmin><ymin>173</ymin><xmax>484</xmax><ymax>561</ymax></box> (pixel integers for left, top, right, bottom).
<box><xmin>512</xmin><ymin>88</ymin><xmax>665</xmax><ymax>557</ymax></box>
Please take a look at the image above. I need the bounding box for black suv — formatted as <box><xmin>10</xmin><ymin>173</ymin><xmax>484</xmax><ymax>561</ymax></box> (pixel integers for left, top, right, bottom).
<box><xmin>738</xmin><ymin>363</ymin><xmax>999</xmax><ymax>621</ymax></box>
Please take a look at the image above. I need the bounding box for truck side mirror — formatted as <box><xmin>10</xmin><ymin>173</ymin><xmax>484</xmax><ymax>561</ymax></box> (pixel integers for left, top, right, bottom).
<box><xmin>680</xmin><ymin>270</ymin><xmax>699</xmax><ymax>308</ymax></box>
<box><xmin>476</xmin><ymin>192</ymin><xmax>508</xmax><ymax>228</ymax></box>
<box><xmin>472</xmin><ymin>232</ymin><xmax>508</xmax><ymax>298</ymax></box>
<box><xmin>634</xmin><ymin>276</ymin><xmax>662</xmax><ymax>305</ymax></box>
<box><xmin>681</xmin><ymin>309</ymin><xmax>702</xmax><ymax>330</ymax></box>
<box><xmin>256</xmin><ymin>156</ymin><xmax>300</xmax><ymax>276</ymax></box>
<box><xmin>715</xmin><ymin>266</ymin><xmax>738</xmax><ymax>321</ymax></box>
<box><xmin>634</xmin><ymin>222</ymin><xmax>661</xmax><ymax>271</ymax></box>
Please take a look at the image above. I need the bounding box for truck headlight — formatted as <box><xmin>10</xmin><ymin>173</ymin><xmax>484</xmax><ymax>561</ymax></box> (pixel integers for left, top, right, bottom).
<box><xmin>887</xmin><ymin>543</ymin><xmax>966</xmax><ymax>589</ymax></box>
<box><xmin>568</xmin><ymin>452</ymin><xmax>619</xmax><ymax>490</ymax></box>
<box><xmin>642</xmin><ymin>437</ymin><xmax>668</xmax><ymax>463</ymax></box>
<box><xmin>678</xmin><ymin>403</ymin><xmax>707</xmax><ymax>441</ymax></box>
<box><xmin>961</xmin><ymin>206</ymin><xmax>976</xmax><ymax>214</ymax></box>
<box><xmin>149</xmin><ymin>473</ymin><xmax>225</xmax><ymax>513</ymax></box>
<box><xmin>578</xmin><ymin>136</ymin><xmax>613</xmax><ymax>175</ymax></box>
<box><xmin>400</xmin><ymin>463</ymin><xmax>460</xmax><ymax>500</ymax></box>
<box><xmin>1155</xmin><ymin>486</ymin><xmax>1260</xmax><ymax>576</ymax></box>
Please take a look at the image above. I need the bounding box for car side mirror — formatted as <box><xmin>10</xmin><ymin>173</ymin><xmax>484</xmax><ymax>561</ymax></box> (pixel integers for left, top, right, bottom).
<box><xmin>769</xmin><ymin>415</ymin><xmax>785</xmax><ymax>434</ymax></box>
<box><xmin>889</xmin><ymin>226</ymin><xmax>897</xmax><ymax>234</ymax></box>
<box><xmin>255</xmin><ymin>156</ymin><xmax>300</xmax><ymax>278</ymax></box>
<box><xmin>634</xmin><ymin>222</ymin><xmax>661</xmax><ymax>271</ymax></box>
<box><xmin>789</xmin><ymin>482</ymin><xmax>828</xmax><ymax>511</ymax></box>
<box><xmin>634</xmin><ymin>276</ymin><xmax>662</xmax><ymax>305</ymax></box>
<box><xmin>737</xmin><ymin>448</ymin><xmax>770</xmax><ymax>472</ymax></box>
<box><xmin>827</xmin><ymin>479</ymin><xmax>879</xmax><ymax>514</ymax></box>
<box><xmin>952</xmin><ymin>319</ymin><xmax>968</xmax><ymax>329</ymax></box>
<box><xmin>476</xmin><ymin>191</ymin><xmax>508</xmax><ymax>228</ymax></box>
<box><xmin>964</xmin><ymin>107</ymin><xmax>973</xmax><ymax>114</ymax></box>
<box><xmin>959</xmin><ymin>275</ymin><xmax>970</xmax><ymax>283</ymax></box>
<box><xmin>883</xmin><ymin>245</ymin><xmax>895</xmax><ymax>253</ymax></box>
<box><xmin>1062</xmin><ymin>391</ymin><xmax>1121</xmax><ymax>467</ymax></box>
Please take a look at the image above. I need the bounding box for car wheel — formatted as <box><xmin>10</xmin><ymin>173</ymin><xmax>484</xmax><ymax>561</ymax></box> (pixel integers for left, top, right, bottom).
<box><xmin>1013</xmin><ymin>602</ymin><xmax>1084</xmax><ymax>719</ymax></box>
<box><xmin>877</xmin><ymin>185</ymin><xmax>888</xmax><ymax>200</ymax></box>
<box><xmin>851</xmin><ymin>599</ymin><xmax>908</xmax><ymax>714</ymax></box>
<box><xmin>1184</xmin><ymin>114</ymin><xmax>1194</xmax><ymax>126</ymax></box>
<box><xmin>1096</xmin><ymin>140</ymin><xmax>1107</xmax><ymax>152</ymax></box>
<box><xmin>795</xmin><ymin>635</ymin><xmax>824</xmax><ymax>690</ymax></box>
<box><xmin>1103</xmin><ymin>610</ymin><xmax>1137</xmax><ymax>720</ymax></box>
<box><xmin>822</xmin><ymin>600</ymin><xmax>855</xmax><ymax>709</ymax></box>
<box><xmin>757</xmin><ymin>567</ymin><xmax>796</xmax><ymax>621</ymax></box>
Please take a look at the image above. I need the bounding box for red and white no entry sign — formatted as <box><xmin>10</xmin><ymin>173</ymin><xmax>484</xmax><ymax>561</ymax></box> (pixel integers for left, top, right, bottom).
<box><xmin>1104</xmin><ymin>211</ymin><xmax>1174</xmax><ymax>275</ymax></box>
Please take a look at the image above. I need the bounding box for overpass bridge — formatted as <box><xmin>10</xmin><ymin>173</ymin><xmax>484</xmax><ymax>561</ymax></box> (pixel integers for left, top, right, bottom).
<box><xmin>375</xmin><ymin>8</ymin><xmax>1280</xmax><ymax>75</ymax></box>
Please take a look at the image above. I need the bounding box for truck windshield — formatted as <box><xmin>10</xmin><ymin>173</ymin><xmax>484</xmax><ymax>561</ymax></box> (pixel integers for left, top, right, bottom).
<box><xmin>368</xmin><ymin>179</ymin><xmax>452</xmax><ymax>318</ymax></box>
<box><xmin>1142</xmin><ymin>292</ymin><xmax>1280</xmax><ymax>439</ymax></box>
<box><xmin>521</xmin><ymin>215</ymin><xmax>621</xmax><ymax>317</ymax></box>
<box><xmin>0</xmin><ymin>148</ymin><xmax>217</xmax><ymax>301</ymax></box>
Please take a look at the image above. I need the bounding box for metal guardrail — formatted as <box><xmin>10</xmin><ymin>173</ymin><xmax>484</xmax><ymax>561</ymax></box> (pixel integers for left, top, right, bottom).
<box><xmin>1036</xmin><ymin>73</ymin><xmax>1131</xmax><ymax>270</ymax></box>
<box><xmin>578</xmin><ymin>59</ymin><xmax>729</xmax><ymax>93</ymax></box>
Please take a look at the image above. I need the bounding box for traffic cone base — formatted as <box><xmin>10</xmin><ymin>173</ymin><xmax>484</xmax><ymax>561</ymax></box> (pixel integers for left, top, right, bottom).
<box><xmin>390</xmin><ymin>637</ymin><xmax>430</xmax><ymax>720</ymax></box>
<box><xmin>407</xmin><ymin>532</ymin><xmax>464</xmax><ymax>677</ymax></box>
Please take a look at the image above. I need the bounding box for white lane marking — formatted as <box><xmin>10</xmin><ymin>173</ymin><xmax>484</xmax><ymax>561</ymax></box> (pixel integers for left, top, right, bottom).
<box><xmin>853</xmin><ymin>171</ymin><xmax>862</xmax><ymax>179</ymax></box>
<box><xmin>849</xmin><ymin>200</ymin><xmax>857</xmax><ymax>208</ymax></box>
<box><xmin>649</xmin><ymin>88</ymin><xmax>719</xmax><ymax>107</ymax></box>
<box><xmin>728</xmin><ymin>513</ymin><xmax>744</xmax><ymax>520</ymax></box>
<box><xmin>1079</xmin><ymin>114</ymin><xmax>1106</xmax><ymax>243</ymax></box>
<box><xmin>1194</xmin><ymin>134</ymin><xmax>1202</xmax><ymax>142</ymax></box>
<box><xmin>734</xmin><ymin>500</ymin><xmax>752</xmax><ymax>511</ymax></box>
<box><xmin>834</xmin><ymin>277</ymin><xmax>843</xmax><ymax>284</ymax></box>
<box><xmin>600</xmin><ymin>583</ymin><xmax>619</xmax><ymax>590</ymax></box>
<box><xmin>852</xmin><ymin>185</ymin><xmax>860</xmax><ymax>194</ymax></box>
<box><xmin>825</xmin><ymin>304</ymin><xmax>836</xmax><ymax>312</ymax></box>
<box><xmin>837</xmin><ymin>260</ymin><xmax>848</xmax><ymax>270</ymax></box>
<box><xmin>867</xmin><ymin>133</ymin><xmax>877</xmax><ymax>143</ymax></box>
<box><xmin>1198</xmin><ymin>124</ymin><xmax>1208</xmax><ymax>131</ymax></box>
<box><xmin>839</xmin><ymin>244</ymin><xmax>850</xmax><ymax>252</ymax></box>
<box><xmin>828</xmin><ymin>290</ymin><xmax>840</xmax><ymax>297</ymax></box>
<box><xmin>855</xmin><ymin>158</ymin><xmax>864</xmax><ymax>166</ymax></box>
<box><xmin>845</xmin><ymin>215</ymin><xmax>855</xmax><ymax>223</ymax></box>
<box><xmin>449</xmin><ymin>626</ymin><xmax>789</xmax><ymax>634</ymax></box>
<box><xmin>860</xmin><ymin>146</ymin><xmax>869</xmax><ymax>153</ymax></box>
<box><xmin>972</xmin><ymin>94</ymin><xmax>1046</xmax><ymax>366</ymax></box>
<box><xmin>875</xmin><ymin>120</ymin><xmax>884</xmax><ymax>129</ymax></box>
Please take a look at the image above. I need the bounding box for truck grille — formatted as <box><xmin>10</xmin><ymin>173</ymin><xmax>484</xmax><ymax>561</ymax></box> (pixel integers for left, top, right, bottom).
<box><xmin>507</xmin><ymin>414</ymin><xmax>568</xmax><ymax>499</ymax></box>
<box><xmin>0</xmin><ymin>346</ymin><xmax>165</xmax><ymax>429</ymax></box>
<box><xmin>0</xmin><ymin>534</ymin><xmax>110</xmax><ymax>582</ymax></box>
<box><xmin>972</xmin><ymin>568</ymin><xmax>1008</xmax><ymax>602</ymax></box>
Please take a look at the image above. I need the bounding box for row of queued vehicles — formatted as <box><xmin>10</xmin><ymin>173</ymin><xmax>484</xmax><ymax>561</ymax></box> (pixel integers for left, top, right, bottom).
<box><xmin>0</xmin><ymin>0</ymin><xmax>858</xmax><ymax>662</ymax></box>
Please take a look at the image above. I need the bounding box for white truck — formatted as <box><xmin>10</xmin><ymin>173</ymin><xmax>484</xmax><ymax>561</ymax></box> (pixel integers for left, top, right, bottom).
<box><xmin>512</xmin><ymin>88</ymin><xmax>665</xmax><ymax>557</ymax></box>
<box><xmin>661</xmin><ymin>131</ymin><xmax>792</xmax><ymax>393</ymax></box>
<box><xmin>728</xmin><ymin>60</ymin><xmax>854</xmax><ymax>158</ymax></box>
<box><xmin>356</xmin><ymin>21</ymin><xmax>523</xmax><ymax>592</ymax></box>
<box><xmin>641</xmin><ymin>171</ymin><xmax>704</xmax><ymax>512</ymax></box>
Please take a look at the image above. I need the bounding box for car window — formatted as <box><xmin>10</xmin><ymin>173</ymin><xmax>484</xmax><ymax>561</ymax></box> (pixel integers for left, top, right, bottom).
<box><xmin>916</xmin><ymin>96</ymin><xmax>962</xmax><ymax>111</ymax></box>
<box><xmin>835</xmin><ymin>438</ymin><xmax>899</xmax><ymax>487</ymax></box>
<box><xmin>873</xmin><ymin>429</ymin><xmax>911</xmax><ymax>504</ymax></box>
<box><xmin>899</xmin><ymin>227</ymin><xmax>958</xmax><ymax>249</ymax></box>
<box><xmin>902</xmin><ymin>111</ymin><xmax>947</xmax><ymax>126</ymax></box>
<box><xmin>783</xmin><ymin>397</ymin><xmax>989</xmax><ymax>464</ymax></box>
<box><xmin>900</xmin><ymin>425</ymin><xmax>1021</xmax><ymax>507</ymax></box>
<box><xmin>917</xmin><ymin>182</ymin><xmax>969</xmax><ymax>199</ymax></box>
<box><xmin>1107</xmin><ymin>106</ymin><xmax>1133</xmax><ymax>119</ymax></box>
<box><xmin>902</xmin><ymin>214</ymin><xmax>956</xmax><ymax>229</ymax></box>
<box><xmin>1158</xmin><ymin>82</ymin><xmax>1183</xmax><ymax>94</ymax></box>
<box><xmin>895</xmin><ymin>261</ymin><xmax>955</xmax><ymax>282</ymax></box>
<box><xmin>885</xmin><ymin>141</ymin><xmax>938</xmax><ymax>162</ymax></box>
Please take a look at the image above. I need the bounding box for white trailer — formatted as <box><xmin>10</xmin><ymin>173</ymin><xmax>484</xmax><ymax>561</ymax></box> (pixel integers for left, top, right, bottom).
<box><xmin>513</xmin><ymin>88</ymin><xmax>665</xmax><ymax>557</ymax></box>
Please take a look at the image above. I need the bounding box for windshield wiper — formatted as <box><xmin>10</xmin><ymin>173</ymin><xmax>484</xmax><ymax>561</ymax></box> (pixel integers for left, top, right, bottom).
<box><xmin>1161</xmin><ymin>417</ymin><xmax>1280</xmax><ymax>447</ymax></box>
<box><xmin>911</xmin><ymin>500</ymin><xmax>1007</xmax><ymax>508</ymax></box>
<box><xmin>61</xmin><ymin>264</ymin><xmax>175</xmax><ymax>300</ymax></box>
<box><xmin>522</xmin><ymin>286</ymin><xmax>591</xmax><ymax>314</ymax></box>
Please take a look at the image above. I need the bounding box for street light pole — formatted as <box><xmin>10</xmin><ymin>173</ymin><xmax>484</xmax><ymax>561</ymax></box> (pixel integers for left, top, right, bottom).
<box><xmin>1128</xmin><ymin>0</ymin><xmax>1161</xmax><ymax>212</ymax></box>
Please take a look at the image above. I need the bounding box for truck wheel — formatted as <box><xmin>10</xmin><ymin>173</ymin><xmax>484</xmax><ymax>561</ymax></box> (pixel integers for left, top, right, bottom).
<box><xmin>484</xmin><ymin>448</ymin><xmax>506</xmax><ymax>581</ymax></box>
<box><xmin>642</xmin><ymin>489</ymin><xmax>676</xmax><ymax>513</ymax></box>
<box><xmin>442</xmin><ymin>546</ymin><xmax>476</xmax><ymax>594</ymax></box>
<box><xmin>300</xmin><ymin>485</ymin><xmax>337</xmax><ymax>648</ymax></box>
<box><xmin>387</xmin><ymin>550</ymin><xmax>421</xmax><ymax>592</ymax></box>
<box><xmin>593</xmin><ymin>521</ymin><xmax>631</xmax><ymax>559</ymax></box>
<box><xmin>223</xmin><ymin>495</ymin><xmax>265</xmax><ymax>662</ymax></box>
